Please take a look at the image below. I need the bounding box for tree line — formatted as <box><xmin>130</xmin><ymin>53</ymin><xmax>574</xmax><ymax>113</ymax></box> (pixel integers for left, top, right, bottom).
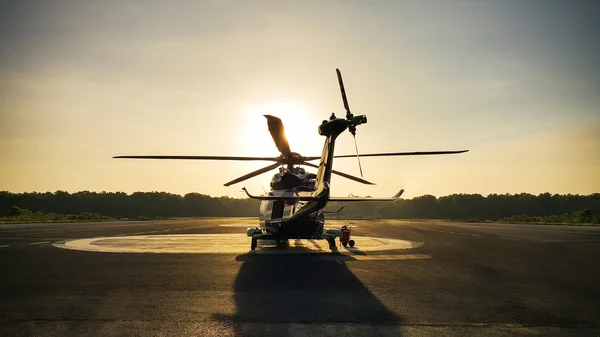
<box><xmin>337</xmin><ymin>193</ymin><xmax>600</xmax><ymax>219</ymax></box>
<box><xmin>0</xmin><ymin>191</ymin><xmax>598</xmax><ymax>223</ymax></box>
<box><xmin>0</xmin><ymin>191</ymin><xmax>259</xmax><ymax>218</ymax></box>
<box><xmin>333</xmin><ymin>193</ymin><xmax>600</xmax><ymax>223</ymax></box>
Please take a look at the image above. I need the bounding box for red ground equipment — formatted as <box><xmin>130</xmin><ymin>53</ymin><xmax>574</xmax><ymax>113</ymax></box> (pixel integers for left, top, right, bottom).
<box><xmin>340</xmin><ymin>225</ymin><xmax>355</xmax><ymax>248</ymax></box>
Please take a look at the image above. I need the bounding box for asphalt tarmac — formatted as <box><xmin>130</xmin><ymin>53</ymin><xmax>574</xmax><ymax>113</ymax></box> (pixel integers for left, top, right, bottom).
<box><xmin>1</xmin><ymin>218</ymin><xmax>600</xmax><ymax>336</ymax></box>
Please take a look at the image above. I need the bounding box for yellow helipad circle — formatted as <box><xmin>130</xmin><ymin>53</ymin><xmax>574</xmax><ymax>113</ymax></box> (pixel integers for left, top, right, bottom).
<box><xmin>54</xmin><ymin>234</ymin><xmax>422</xmax><ymax>255</ymax></box>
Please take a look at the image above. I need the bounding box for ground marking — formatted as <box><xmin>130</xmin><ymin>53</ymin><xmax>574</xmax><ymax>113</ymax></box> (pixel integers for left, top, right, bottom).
<box><xmin>29</xmin><ymin>241</ymin><xmax>50</xmax><ymax>245</ymax></box>
<box><xmin>54</xmin><ymin>234</ymin><xmax>423</xmax><ymax>256</ymax></box>
<box><xmin>219</xmin><ymin>224</ymin><xmax>254</xmax><ymax>227</ymax></box>
<box><xmin>343</xmin><ymin>254</ymin><xmax>431</xmax><ymax>261</ymax></box>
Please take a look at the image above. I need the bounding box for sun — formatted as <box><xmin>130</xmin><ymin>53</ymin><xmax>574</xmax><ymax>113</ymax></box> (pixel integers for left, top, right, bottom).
<box><xmin>241</xmin><ymin>102</ymin><xmax>322</xmax><ymax>157</ymax></box>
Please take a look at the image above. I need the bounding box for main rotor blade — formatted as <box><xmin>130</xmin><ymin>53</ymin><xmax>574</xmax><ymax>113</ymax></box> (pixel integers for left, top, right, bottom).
<box><xmin>113</xmin><ymin>155</ymin><xmax>280</xmax><ymax>161</ymax></box>
<box><xmin>224</xmin><ymin>162</ymin><xmax>281</xmax><ymax>186</ymax></box>
<box><xmin>303</xmin><ymin>162</ymin><xmax>374</xmax><ymax>185</ymax></box>
<box><xmin>264</xmin><ymin>115</ymin><xmax>292</xmax><ymax>157</ymax></box>
<box><xmin>336</xmin><ymin>68</ymin><xmax>351</xmax><ymax>115</ymax></box>
<box><xmin>333</xmin><ymin>150</ymin><xmax>469</xmax><ymax>159</ymax></box>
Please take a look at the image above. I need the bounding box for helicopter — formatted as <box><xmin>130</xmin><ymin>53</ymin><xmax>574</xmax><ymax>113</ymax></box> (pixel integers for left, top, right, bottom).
<box><xmin>114</xmin><ymin>69</ymin><xmax>468</xmax><ymax>251</ymax></box>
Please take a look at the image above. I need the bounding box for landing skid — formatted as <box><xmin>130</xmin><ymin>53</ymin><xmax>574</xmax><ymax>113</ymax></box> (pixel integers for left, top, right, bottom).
<box><xmin>249</xmin><ymin>234</ymin><xmax>279</xmax><ymax>251</ymax></box>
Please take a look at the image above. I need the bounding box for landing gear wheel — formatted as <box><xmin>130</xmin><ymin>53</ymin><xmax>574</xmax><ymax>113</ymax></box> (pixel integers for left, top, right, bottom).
<box><xmin>251</xmin><ymin>238</ymin><xmax>257</xmax><ymax>251</ymax></box>
<box><xmin>342</xmin><ymin>242</ymin><xmax>348</xmax><ymax>248</ymax></box>
<box><xmin>327</xmin><ymin>238</ymin><xmax>337</xmax><ymax>251</ymax></box>
<box><xmin>348</xmin><ymin>240</ymin><xmax>355</xmax><ymax>248</ymax></box>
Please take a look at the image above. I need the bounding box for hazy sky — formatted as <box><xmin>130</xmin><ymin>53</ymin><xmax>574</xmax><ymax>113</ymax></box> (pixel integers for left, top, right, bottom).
<box><xmin>1</xmin><ymin>0</ymin><xmax>599</xmax><ymax>198</ymax></box>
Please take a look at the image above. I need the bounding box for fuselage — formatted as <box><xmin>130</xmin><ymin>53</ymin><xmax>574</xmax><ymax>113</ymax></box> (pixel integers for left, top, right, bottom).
<box><xmin>258</xmin><ymin>170</ymin><xmax>324</xmax><ymax>238</ymax></box>
<box><xmin>255</xmin><ymin>117</ymin><xmax>349</xmax><ymax>239</ymax></box>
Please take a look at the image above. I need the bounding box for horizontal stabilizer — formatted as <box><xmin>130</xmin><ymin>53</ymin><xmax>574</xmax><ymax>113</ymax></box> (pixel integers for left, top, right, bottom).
<box><xmin>328</xmin><ymin>189</ymin><xmax>404</xmax><ymax>202</ymax></box>
<box><xmin>242</xmin><ymin>188</ymin><xmax>322</xmax><ymax>201</ymax></box>
<box><xmin>242</xmin><ymin>188</ymin><xmax>404</xmax><ymax>202</ymax></box>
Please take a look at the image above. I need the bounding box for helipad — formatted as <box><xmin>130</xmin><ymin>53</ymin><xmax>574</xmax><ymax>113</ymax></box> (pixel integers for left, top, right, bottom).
<box><xmin>54</xmin><ymin>234</ymin><xmax>424</xmax><ymax>256</ymax></box>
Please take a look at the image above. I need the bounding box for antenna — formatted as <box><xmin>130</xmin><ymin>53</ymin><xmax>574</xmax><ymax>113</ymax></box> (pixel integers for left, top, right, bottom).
<box><xmin>353</xmin><ymin>135</ymin><xmax>363</xmax><ymax>177</ymax></box>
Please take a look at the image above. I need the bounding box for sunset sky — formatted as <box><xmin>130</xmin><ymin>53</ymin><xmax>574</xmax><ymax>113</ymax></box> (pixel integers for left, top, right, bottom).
<box><xmin>1</xmin><ymin>1</ymin><xmax>599</xmax><ymax>198</ymax></box>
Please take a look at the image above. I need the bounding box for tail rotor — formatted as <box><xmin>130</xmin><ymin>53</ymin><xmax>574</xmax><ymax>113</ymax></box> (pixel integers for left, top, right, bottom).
<box><xmin>336</xmin><ymin>68</ymin><xmax>367</xmax><ymax>177</ymax></box>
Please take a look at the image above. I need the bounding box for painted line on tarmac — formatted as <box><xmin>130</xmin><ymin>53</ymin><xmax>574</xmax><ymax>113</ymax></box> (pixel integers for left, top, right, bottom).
<box><xmin>0</xmin><ymin>221</ymin><xmax>187</xmax><ymax>233</ymax></box>
<box><xmin>341</xmin><ymin>254</ymin><xmax>431</xmax><ymax>261</ymax></box>
<box><xmin>419</xmin><ymin>228</ymin><xmax>480</xmax><ymax>237</ymax></box>
<box><xmin>219</xmin><ymin>224</ymin><xmax>255</xmax><ymax>227</ymax></box>
<box><xmin>0</xmin><ymin>237</ymin><xmax>64</xmax><ymax>240</ymax></box>
<box><xmin>0</xmin><ymin>245</ymin><xmax>10</xmax><ymax>248</ymax></box>
<box><xmin>29</xmin><ymin>241</ymin><xmax>51</xmax><ymax>245</ymax></box>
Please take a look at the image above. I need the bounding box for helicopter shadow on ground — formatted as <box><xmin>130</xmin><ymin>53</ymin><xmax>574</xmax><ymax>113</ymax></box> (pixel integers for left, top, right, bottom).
<box><xmin>214</xmin><ymin>246</ymin><xmax>403</xmax><ymax>336</ymax></box>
